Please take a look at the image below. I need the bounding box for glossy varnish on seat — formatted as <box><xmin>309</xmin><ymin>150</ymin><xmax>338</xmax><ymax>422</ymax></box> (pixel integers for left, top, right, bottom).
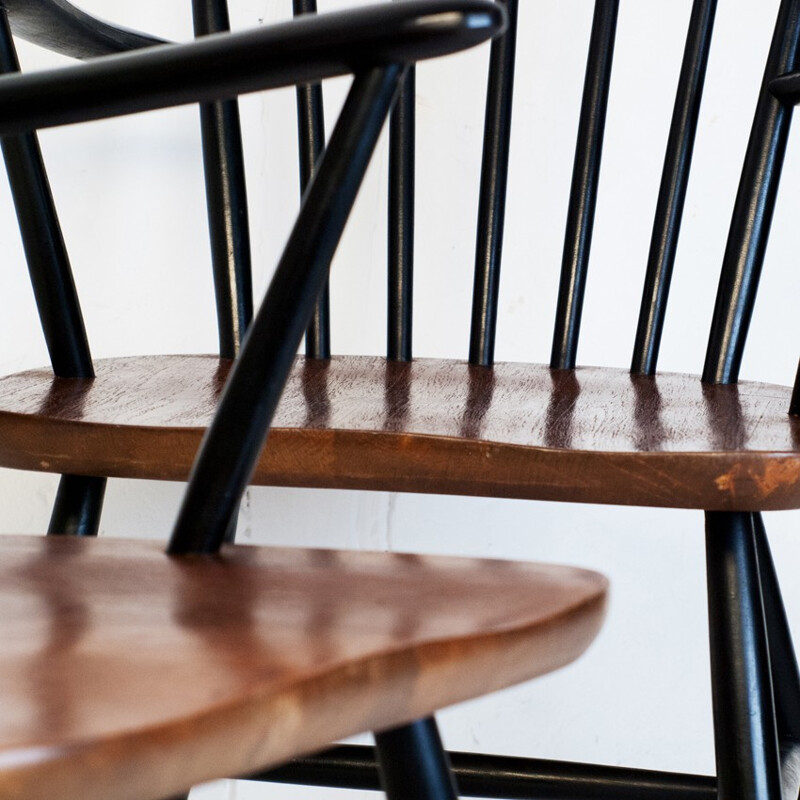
<box><xmin>0</xmin><ymin>534</ymin><xmax>606</xmax><ymax>800</ymax></box>
<box><xmin>1</xmin><ymin>354</ymin><xmax>799</xmax><ymax>510</ymax></box>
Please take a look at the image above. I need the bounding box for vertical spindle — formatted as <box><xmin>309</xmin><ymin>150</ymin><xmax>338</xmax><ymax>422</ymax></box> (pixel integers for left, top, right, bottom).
<box><xmin>388</xmin><ymin>66</ymin><xmax>415</xmax><ymax>362</ymax></box>
<box><xmin>0</xmin><ymin>10</ymin><xmax>107</xmax><ymax>537</ymax></box>
<box><xmin>294</xmin><ymin>0</ymin><xmax>331</xmax><ymax>360</ymax></box>
<box><xmin>0</xmin><ymin>9</ymin><xmax>92</xmax><ymax>378</ymax></box>
<box><xmin>468</xmin><ymin>0</ymin><xmax>518</xmax><ymax>367</ymax></box>
<box><xmin>631</xmin><ymin>0</ymin><xmax>717</xmax><ymax>376</ymax></box>
<box><xmin>550</xmin><ymin>0</ymin><xmax>619</xmax><ymax>371</ymax></box>
<box><xmin>703</xmin><ymin>0</ymin><xmax>800</xmax><ymax>385</ymax></box>
<box><xmin>193</xmin><ymin>0</ymin><xmax>253</xmax><ymax>359</ymax></box>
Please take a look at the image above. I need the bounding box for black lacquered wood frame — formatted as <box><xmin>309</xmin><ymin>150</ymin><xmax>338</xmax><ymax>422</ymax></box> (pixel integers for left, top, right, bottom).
<box><xmin>0</xmin><ymin>2</ymin><xmax>507</xmax><ymax>796</ymax></box>
<box><xmin>0</xmin><ymin>2</ymin><xmax>505</xmax><ymax>135</ymax></box>
<box><xmin>468</xmin><ymin>0</ymin><xmax>517</xmax><ymax>367</ymax></box>
<box><xmin>168</xmin><ymin>63</ymin><xmax>407</xmax><ymax>552</ymax></box>
<box><xmin>0</xmin><ymin>0</ymin><xmax>506</xmax><ymax>539</ymax></box>
<box><xmin>703</xmin><ymin>0</ymin><xmax>800</xmax><ymax>386</ymax></box>
<box><xmin>2</xmin><ymin>0</ymin><xmax>163</xmax><ymax>57</ymax></box>
<box><xmin>549</xmin><ymin>0</ymin><xmax>618</xmax><ymax>371</ymax></box>
<box><xmin>258</xmin><ymin>746</ymin><xmax>716</xmax><ymax>800</ymax></box>
<box><xmin>375</xmin><ymin>718</ymin><xmax>460</xmax><ymax>800</ymax></box>
<box><xmin>293</xmin><ymin>0</ymin><xmax>331</xmax><ymax>360</ymax></box>
<box><xmin>193</xmin><ymin>0</ymin><xmax>253</xmax><ymax>360</ymax></box>
<box><xmin>0</xmin><ymin>0</ymin><xmax>506</xmax><ymax>544</ymax></box>
<box><xmin>254</xmin><ymin>2</ymin><xmax>800</xmax><ymax>799</ymax></box>
<box><xmin>388</xmin><ymin>64</ymin><xmax>416</xmax><ymax>362</ymax></box>
<box><xmin>0</xmin><ymin>9</ymin><xmax>107</xmax><ymax>536</ymax></box>
<box><xmin>632</xmin><ymin>0</ymin><xmax>717</xmax><ymax>376</ymax></box>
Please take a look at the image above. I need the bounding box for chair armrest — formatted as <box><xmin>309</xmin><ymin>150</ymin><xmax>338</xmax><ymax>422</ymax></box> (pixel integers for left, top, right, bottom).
<box><xmin>4</xmin><ymin>0</ymin><xmax>165</xmax><ymax>58</ymax></box>
<box><xmin>0</xmin><ymin>0</ymin><xmax>505</xmax><ymax>134</ymax></box>
<box><xmin>770</xmin><ymin>71</ymin><xmax>800</xmax><ymax>104</ymax></box>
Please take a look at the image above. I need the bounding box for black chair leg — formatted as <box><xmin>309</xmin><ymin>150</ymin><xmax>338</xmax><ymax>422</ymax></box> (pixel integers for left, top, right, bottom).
<box><xmin>752</xmin><ymin>512</ymin><xmax>800</xmax><ymax>798</ymax></box>
<box><xmin>705</xmin><ymin>511</ymin><xmax>782</xmax><ymax>800</ymax></box>
<box><xmin>46</xmin><ymin>474</ymin><xmax>106</xmax><ymax>536</ymax></box>
<box><xmin>375</xmin><ymin>716</ymin><xmax>459</xmax><ymax>800</ymax></box>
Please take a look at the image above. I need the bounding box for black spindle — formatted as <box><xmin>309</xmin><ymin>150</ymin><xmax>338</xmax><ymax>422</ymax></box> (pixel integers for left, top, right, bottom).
<box><xmin>631</xmin><ymin>0</ymin><xmax>717</xmax><ymax>376</ymax></box>
<box><xmin>0</xmin><ymin>11</ymin><xmax>108</xmax><ymax>538</ymax></box>
<box><xmin>294</xmin><ymin>0</ymin><xmax>331</xmax><ymax>360</ymax></box>
<box><xmin>550</xmin><ymin>0</ymin><xmax>618</xmax><ymax>371</ymax></box>
<box><xmin>0</xmin><ymin>9</ymin><xmax>92</xmax><ymax>378</ymax></box>
<box><xmin>705</xmin><ymin>511</ymin><xmax>783</xmax><ymax>800</ymax></box>
<box><xmin>375</xmin><ymin>718</ymin><xmax>459</xmax><ymax>800</ymax></box>
<box><xmin>388</xmin><ymin>66</ymin><xmax>415</xmax><ymax>361</ymax></box>
<box><xmin>168</xmin><ymin>66</ymin><xmax>403</xmax><ymax>555</ymax></box>
<box><xmin>790</xmin><ymin>358</ymin><xmax>800</xmax><ymax>415</ymax></box>
<box><xmin>193</xmin><ymin>0</ymin><xmax>253</xmax><ymax>359</ymax></box>
<box><xmin>752</xmin><ymin>513</ymin><xmax>800</xmax><ymax>750</ymax></box>
<box><xmin>703</xmin><ymin>0</ymin><xmax>800</xmax><ymax>385</ymax></box>
<box><xmin>47</xmin><ymin>474</ymin><xmax>107</xmax><ymax>537</ymax></box>
<box><xmin>468</xmin><ymin>0</ymin><xmax>518</xmax><ymax>367</ymax></box>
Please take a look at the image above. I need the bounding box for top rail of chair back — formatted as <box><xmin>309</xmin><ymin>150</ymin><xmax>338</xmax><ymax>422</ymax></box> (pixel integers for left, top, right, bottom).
<box><xmin>0</xmin><ymin>0</ymin><xmax>506</xmax><ymax>134</ymax></box>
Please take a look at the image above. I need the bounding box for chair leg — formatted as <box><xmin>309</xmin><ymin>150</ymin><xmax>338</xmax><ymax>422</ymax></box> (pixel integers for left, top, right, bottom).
<box><xmin>46</xmin><ymin>474</ymin><xmax>106</xmax><ymax>536</ymax></box>
<box><xmin>375</xmin><ymin>716</ymin><xmax>459</xmax><ymax>800</ymax></box>
<box><xmin>705</xmin><ymin>511</ymin><xmax>782</xmax><ymax>800</ymax></box>
<box><xmin>752</xmin><ymin>513</ymin><xmax>800</xmax><ymax>798</ymax></box>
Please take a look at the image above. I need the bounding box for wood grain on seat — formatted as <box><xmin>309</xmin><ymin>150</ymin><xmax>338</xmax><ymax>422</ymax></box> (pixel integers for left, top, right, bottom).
<box><xmin>0</xmin><ymin>354</ymin><xmax>799</xmax><ymax>511</ymax></box>
<box><xmin>0</xmin><ymin>534</ymin><xmax>606</xmax><ymax>800</ymax></box>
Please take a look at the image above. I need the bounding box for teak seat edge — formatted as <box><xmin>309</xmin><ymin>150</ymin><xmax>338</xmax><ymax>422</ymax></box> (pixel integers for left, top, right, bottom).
<box><xmin>0</xmin><ymin>354</ymin><xmax>798</xmax><ymax>511</ymax></box>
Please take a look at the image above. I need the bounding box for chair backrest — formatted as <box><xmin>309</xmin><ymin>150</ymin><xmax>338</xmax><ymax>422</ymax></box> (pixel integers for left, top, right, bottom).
<box><xmin>0</xmin><ymin>0</ymin><xmax>506</xmax><ymax>549</ymax></box>
<box><xmin>2</xmin><ymin>0</ymin><xmax>255</xmax><ymax>375</ymax></box>
<box><xmin>290</xmin><ymin>0</ymin><xmax>800</xmax><ymax>400</ymax></box>
<box><xmin>464</xmin><ymin>0</ymin><xmax>798</xmax><ymax>390</ymax></box>
<box><xmin>7</xmin><ymin>1</ymin><xmax>800</xmax><ymax>519</ymax></box>
<box><xmin>482</xmin><ymin>0</ymin><xmax>800</xmax><ymax>392</ymax></box>
<box><xmin>3</xmin><ymin>0</ymin><xmax>403</xmax><ymax>368</ymax></box>
<box><xmin>17</xmin><ymin>1</ymin><xmax>799</xmax><ymax>391</ymax></box>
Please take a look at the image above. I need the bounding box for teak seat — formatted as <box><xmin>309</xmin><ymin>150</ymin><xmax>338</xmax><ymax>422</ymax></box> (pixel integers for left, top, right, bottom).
<box><xmin>0</xmin><ymin>3</ymin><xmax>611</xmax><ymax>800</ymax></box>
<box><xmin>2</xmin><ymin>355</ymin><xmax>800</xmax><ymax>510</ymax></box>
<box><xmin>0</xmin><ymin>535</ymin><xmax>604</xmax><ymax>800</ymax></box>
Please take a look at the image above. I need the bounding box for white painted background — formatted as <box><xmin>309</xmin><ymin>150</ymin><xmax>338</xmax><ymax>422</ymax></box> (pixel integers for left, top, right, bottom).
<box><xmin>1</xmin><ymin>1</ymin><xmax>800</xmax><ymax>798</ymax></box>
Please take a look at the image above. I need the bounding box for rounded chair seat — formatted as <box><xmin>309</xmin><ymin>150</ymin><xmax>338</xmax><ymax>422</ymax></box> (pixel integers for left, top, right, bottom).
<box><xmin>0</xmin><ymin>534</ymin><xmax>606</xmax><ymax>800</ymax></box>
<box><xmin>0</xmin><ymin>354</ymin><xmax>798</xmax><ymax>510</ymax></box>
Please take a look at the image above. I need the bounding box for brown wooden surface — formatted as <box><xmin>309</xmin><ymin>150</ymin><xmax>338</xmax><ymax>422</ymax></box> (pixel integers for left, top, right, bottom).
<box><xmin>1</xmin><ymin>354</ymin><xmax>800</xmax><ymax>509</ymax></box>
<box><xmin>0</xmin><ymin>535</ymin><xmax>606</xmax><ymax>800</ymax></box>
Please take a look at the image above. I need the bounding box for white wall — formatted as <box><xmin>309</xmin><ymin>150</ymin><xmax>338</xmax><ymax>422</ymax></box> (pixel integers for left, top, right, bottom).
<box><xmin>1</xmin><ymin>2</ymin><xmax>800</xmax><ymax>798</ymax></box>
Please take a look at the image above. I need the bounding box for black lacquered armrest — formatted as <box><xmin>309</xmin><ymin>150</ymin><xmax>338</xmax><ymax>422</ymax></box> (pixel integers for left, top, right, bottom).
<box><xmin>2</xmin><ymin>0</ymin><xmax>164</xmax><ymax>58</ymax></box>
<box><xmin>0</xmin><ymin>0</ymin><xmax>505</xmax><ymax>135</ymax></box>
<box><xmin>770</xmin><ymin>71</ymin><xmax>800</xmax><ymax>104</ymax></box>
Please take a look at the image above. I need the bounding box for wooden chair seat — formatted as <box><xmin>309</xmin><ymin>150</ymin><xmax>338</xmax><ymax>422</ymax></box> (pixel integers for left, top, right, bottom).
<box><xmin>0</xmin><ymin>534</ymin><xmax>605</xmax><ymax>800</ymax></box>
<box><xmin>1</xmin><ymin>353</ymin><xmax>798</xmax><ymax>511</ymax></box>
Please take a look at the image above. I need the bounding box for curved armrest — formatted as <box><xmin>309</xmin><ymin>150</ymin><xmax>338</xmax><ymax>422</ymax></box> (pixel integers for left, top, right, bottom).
<box><xmin>0</xmin><ymin>0</ymin><xmax>505</xmax><ymax>135</ymax></box>
<box><xmin>770</xmin><ymin>71</ymin><xmax>800</xmax><ymax>105</ymax></box>
<box><xmin>3</xmin><ymin>0</ymin><xmax>165</xmax><ymax>58</ymax></box>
